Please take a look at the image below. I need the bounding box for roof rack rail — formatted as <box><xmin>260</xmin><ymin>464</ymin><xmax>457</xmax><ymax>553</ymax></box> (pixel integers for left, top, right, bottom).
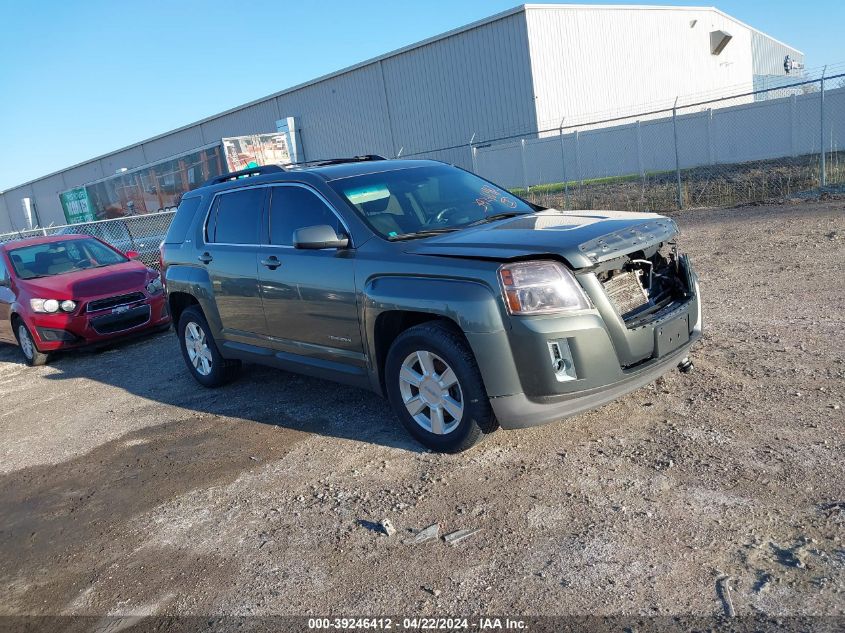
<box><xmin>285</xmin><ymin>154</ymin><xmax>387</xmax><ymax>169</ymax></box>
<box><xmin>203</xmin><ymin>164</ymin><xmax>285</xmax><ymax>187</ymax></box>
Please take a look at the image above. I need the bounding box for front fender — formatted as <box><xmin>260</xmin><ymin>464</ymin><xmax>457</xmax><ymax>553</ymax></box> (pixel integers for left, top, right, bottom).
<box><xmin>164</xmin><ymin>264</ymin><xmax>224</xmax><ymax>335</ymax></box>
<box><xmin>363</xmin><ymin>275</ymin><xmax>505</xmax><ymax>334</ymax></box>
<box><xmin>362</xmin><ymin>275</ymin><xmax>523</xmax><ymax>398</ymax></box>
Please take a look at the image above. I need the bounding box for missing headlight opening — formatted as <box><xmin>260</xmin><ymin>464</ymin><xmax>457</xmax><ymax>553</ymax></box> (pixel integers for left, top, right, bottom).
<box><xmin>598</xmin><ymin>242</ymin><xmax>689</xmax><ymax>327</ymax></box>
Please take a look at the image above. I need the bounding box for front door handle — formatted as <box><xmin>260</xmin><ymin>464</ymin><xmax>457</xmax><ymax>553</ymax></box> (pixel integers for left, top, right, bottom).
<box><xmin>261</xmin><ymin>256</ymin><xmax>281</xmax><ymax>270</ymax></box>
<box><xmin>198</xmin><ymin>252</ymin><xmax>213</xmax><ymax>264</ymax></box>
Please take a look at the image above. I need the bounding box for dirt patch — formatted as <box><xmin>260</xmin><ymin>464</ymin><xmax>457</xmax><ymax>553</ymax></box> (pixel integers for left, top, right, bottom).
<box><xmin>0</xmin><ymin>198</ymin><xmax>843</xmax><ymax>618</ymax></box>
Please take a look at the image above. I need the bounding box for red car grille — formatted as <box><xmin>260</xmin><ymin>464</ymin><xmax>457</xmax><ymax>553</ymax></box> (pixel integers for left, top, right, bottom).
<box><xmin>86</xmin><ymin>292</ymin><xmax>146</xmax><ymax>313</ymax></box>
<box><xmin>90</xmin><ymin>305</ymin><xmax>151</xmax><ymax>335</ymax></box>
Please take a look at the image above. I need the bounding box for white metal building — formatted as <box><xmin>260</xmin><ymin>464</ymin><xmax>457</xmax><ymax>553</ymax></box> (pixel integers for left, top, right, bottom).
<box><xmin>0</xmin><ymin>4</ymin><xmax>802</xmax><ymax>232</ymax></box>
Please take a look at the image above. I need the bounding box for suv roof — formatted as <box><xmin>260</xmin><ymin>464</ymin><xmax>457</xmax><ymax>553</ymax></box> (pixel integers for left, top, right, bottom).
<box><xmin>194</xmin><ymin>157</ymin><xmax>441</xmax><ymax>194</ymax></box>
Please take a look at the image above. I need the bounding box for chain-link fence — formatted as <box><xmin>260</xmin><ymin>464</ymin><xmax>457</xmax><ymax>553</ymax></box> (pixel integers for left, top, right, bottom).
<box><xmin>2</xmin><ymin>72</ymin><xmax>842</xmax><ymax>251</ymax></box>
<box><xmin>0</xmin><ymin>211</ymin><xmax>175</xmax><ymax>270</ymax></box>
<box><xmin>469</xmin><ymin>73</ymin><xmax>845</xmax><ymax>212</ymax></box>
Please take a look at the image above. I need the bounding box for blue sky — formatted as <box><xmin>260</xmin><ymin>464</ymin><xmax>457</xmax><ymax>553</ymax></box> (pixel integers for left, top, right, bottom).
<box><xmin>1</xmin><ymin>0</ymin><xmax>842</xmax><ymax>191</ymax></box>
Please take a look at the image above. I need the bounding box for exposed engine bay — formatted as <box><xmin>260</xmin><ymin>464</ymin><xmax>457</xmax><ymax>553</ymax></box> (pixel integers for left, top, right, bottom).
<box><xmin>597</xmin><ymin>241</ymin><xmax>691</xmax><ymax>328</ymax></box>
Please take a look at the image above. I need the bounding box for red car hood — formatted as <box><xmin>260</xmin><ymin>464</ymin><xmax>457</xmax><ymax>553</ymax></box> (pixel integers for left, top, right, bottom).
<box><xmin>20</xmin><ymin>261</ymin><xmax>152</xmax><ymax>300</ymax></box>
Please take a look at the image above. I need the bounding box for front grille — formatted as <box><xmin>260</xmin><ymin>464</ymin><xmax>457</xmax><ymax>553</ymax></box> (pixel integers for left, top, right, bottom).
<box><xmin>90</xmin><ymin>305</ymin><xmax>151</xmax><ymax>335</ymax></box>
<box><xmin>602</xmin><ymin>271</ymin><xmax>649</xmax><ymax>317</ymax></box>
<box><xmin>86</xmin><ymin>292</ymin><xmax>146</xmax><ymax>313</ymax></box>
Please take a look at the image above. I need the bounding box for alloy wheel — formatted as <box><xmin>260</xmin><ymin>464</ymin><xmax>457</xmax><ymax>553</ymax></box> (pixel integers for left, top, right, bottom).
<box><xmin>185</xmin><ymin>321</ymin><xmax>213</xmax><ymax>376</ymax></box>
<box><xmin>398</xmin><ymin>350</ymin><xmax>464</xmax><ymax>435</ymax></box>
<box><xmin>18</xmin><ymin>325</ymin><xmax>34</xmax><ymax>360</ymax></box>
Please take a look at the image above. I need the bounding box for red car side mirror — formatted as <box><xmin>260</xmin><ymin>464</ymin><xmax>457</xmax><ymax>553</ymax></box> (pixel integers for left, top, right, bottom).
<box><xmin>125</xmin><ymin>250</ymin><xmax>140</xmax><ymax>260</ymax></box>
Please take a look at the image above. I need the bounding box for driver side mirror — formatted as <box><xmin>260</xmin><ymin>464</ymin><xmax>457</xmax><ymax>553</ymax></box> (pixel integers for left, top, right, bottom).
<box><xmin>293</xmin><ymin>225</ymin><xmax>349</xmax><ymax>250</ymax></box>
<box><xmin>125</xmin><ymin>250</ymin><xmax>140</xmax><ymax>260</ymax></box>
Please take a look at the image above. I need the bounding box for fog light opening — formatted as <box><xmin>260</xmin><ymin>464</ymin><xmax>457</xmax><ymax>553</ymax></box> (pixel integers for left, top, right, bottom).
<box><xmin>548</xmin><ymin>339</ymin><xmax>577</xmax><ymax>382</ymax></box>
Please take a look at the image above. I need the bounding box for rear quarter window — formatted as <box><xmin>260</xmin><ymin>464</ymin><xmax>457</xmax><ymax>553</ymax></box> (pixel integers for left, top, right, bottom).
<box><xmin>164</xmin><ymin>196</ymin><xmax>203</xmax><ymax>244</ymax></box>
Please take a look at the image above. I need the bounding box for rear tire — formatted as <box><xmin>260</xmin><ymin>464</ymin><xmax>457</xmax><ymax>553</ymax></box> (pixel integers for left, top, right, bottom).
<box><xmin>385</xmin><ymin>320</ymin><xmax>497</xmax><ymax>453</ymax></box>
<box><xmin>15</xmin><ymin>320</ymin><xmax>50</xmax><ymax>367</ymax></box>
<box><xmin>177</xmin><ymin>306</ymin><xmax>240</xmax><ymax>387</ymax></box>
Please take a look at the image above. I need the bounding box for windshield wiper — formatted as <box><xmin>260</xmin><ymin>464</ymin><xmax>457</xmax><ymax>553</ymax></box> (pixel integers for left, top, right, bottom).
<box><xmin>465</xmin><ymin>212</ymin><xmax>525</xmax><ymax>227</ymax></box>
<box><xmin>387</xmin><ymin>227</ymin><xmax>462</xmax><ymax>241</ymax></box>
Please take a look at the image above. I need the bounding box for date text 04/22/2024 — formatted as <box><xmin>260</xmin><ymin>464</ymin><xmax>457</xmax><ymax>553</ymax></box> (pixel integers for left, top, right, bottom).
<box><xmin>307</xmin><ymin>617</ymin><xmax>527</xmax><ymax>630</ymax></box>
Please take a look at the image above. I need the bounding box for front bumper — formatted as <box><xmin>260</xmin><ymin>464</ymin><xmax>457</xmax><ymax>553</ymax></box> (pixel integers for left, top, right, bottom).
<box><xmin>28</xmin><ymin>293</ymin><xmax>171</xmax><ymax>352</ymax></box>
<box><xmin>471</xmin><ymin>262</ymin><xmax>702</xmax><ymax>430</ymax></box>
<box><xmin>489</xmin><ymin>333</ymin><xmax>699</xmax><ymax>429</ymax></box>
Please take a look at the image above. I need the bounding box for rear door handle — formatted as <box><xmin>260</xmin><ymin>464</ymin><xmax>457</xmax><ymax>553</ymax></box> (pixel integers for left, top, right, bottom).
<box><xmin>198</xmin><ymin>252</ymin><xmax>213</xmax><ymax>264</ymax></box>
<box><xmin>261</xmin><ymin>256</ymin><xmax>281</xmax><ymax>270</ymax></box>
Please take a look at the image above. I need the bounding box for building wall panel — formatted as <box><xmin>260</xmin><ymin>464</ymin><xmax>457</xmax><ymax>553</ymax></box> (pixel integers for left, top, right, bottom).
<box><xmin>381</xmin><ymin>10</ymin><xmax>536</xmax><ymax>167</ymax></box>
<box><xmin>98</xmin><ymin>146</ymin><xmax>148</xmax><ymax>178</ymax></box>
<box><xmin>0</xmin><ymin>194</ymin><xmax>11</xmax><ymax>234</ymax></box>
<box><xmin>526</xmin><ymin>7</ymin><xmax>754</xmax><ymax>129</ymax></box>
<box><xmin>199</xmin><ymin>100</ymin><xmax>279</xmax><ymax>144</ymax></box>
<box><xmin>275</xmin><ymin>62</ymin><xmax>393</xmax><ymax>160</ymax></box>
<box><xmin>62</xmin><ymin>161</ymin><xmax>105</xmax><ymax>190</ymax></box>
<box><xmin>142</xmin><ymin>126</ymin><xmax>206</xmax><ymax>163</ymax></box>
<box><xmin>752</xmin><ymin>31</ymin><xmax>803</xmax><ymax>77</ymax></box>
<box><xmin>0</xmin><ymin>185</ymin><xmax>35</xmax><ymax>232</ymax></box>
<box><xmin>30</xmin><ymin>173</ymin><xmax>69</xmax><ymax>226</ymax></box>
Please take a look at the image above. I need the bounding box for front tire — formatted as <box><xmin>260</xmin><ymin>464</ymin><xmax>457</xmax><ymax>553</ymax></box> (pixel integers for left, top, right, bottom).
<box><xmin>385</xmin><ymin>321</ymin><xmax>497</xmax><ymax>453</ymax></box>
<box><xmin>15</xmin><ymin>321</ymin><xmax>50</xmax><ymax>367</ymax></box>
<box><xmin>177</xmin><ymin>306</ymin><xmax>240</xmax><ymax>387</ymax></box>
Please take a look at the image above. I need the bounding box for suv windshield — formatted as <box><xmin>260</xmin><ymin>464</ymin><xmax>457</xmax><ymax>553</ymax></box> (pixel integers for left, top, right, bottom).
<box><xmin>8</xmin><ymin>238</ymin><xmax>128</xmax><ymax>280</ymax></box>
<box><xmin>329</xmin><ymin>164</ymin><xmax>535</xmax><ymax>239</ymax></box>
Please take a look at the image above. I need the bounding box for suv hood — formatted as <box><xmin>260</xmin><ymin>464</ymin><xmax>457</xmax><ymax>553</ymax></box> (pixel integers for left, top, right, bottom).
<box><xmin>406</xmin><ymin>210</ymin><xmax>678</xmax><ymax>268</ymax></box>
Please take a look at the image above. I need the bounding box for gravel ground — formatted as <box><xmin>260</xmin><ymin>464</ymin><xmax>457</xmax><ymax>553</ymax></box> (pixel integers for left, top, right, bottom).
<box><xmin>0</xmin><ymin>198</ymin><xmax>843</xmax><ymax>621</ymax></box>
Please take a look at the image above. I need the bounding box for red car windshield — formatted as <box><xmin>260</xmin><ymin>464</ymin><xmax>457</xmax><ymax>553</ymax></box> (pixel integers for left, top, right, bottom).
<box><xmin>8</xmin><ymin>238</ymin><xmax>128</xmax><ymax>280</ymax></box>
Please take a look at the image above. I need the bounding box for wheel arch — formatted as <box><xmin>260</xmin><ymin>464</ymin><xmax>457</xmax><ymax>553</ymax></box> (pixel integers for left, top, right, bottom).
<box><xmin>168</xmin><ymin>291</ymin><xmax>200</xmax><ymax>327</ymax></box>
<box><xmin>362</xmin><ymin>275</ymin><xmax>511</xmax><ymax>397</ymax></box>
<box><xmin>164</xmin><ymin>264</ymin><xmax>223</xmax><ymax>335</ymax></box>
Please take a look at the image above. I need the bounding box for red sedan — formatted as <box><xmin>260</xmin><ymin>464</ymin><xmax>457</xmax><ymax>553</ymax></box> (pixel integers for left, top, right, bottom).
<box><xmin>0</xmin><ymin>234</ymin><xmax>171</xmax><ymax>366</ymax></box>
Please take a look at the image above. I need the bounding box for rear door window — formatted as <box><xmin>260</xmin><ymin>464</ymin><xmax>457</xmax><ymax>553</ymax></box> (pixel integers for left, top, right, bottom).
<box><xmin>206</xmin><ymin>187</ymin><xmax>265</xmax><ymax>244</ymax></box>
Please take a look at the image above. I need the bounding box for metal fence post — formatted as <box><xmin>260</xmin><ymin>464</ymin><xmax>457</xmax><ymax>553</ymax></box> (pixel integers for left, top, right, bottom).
<box><xmin>574</xmin><ymin>130</ymin><xmax>582</xmax><ymax>189</ymax></box>
<box><xmin>635</xmin><ymin>120</ymin><xmax>644</xmax><ymax>180</ymax></box>
<box><xmin>520</xmin><ymin>138</ymin><xmax>529</xmax><ymax>192</ymax></box>
<box><xmin>559</xmin><ymin>119</ymin><xmax>568</xmax><ymax>209</ymax></box>
<box><xmin>672</xmin><ymin>97</ymin><xmax>683</xmax><ymax>210</ymax></box>
<box><xmin>469</xmin><ymin>132</ymin><xmax>477</xmax><ymax>173</ymax></box>
<box><xmin>820</xmin><ymin>68</ymin><xmax>827</xmax><ymax>188</ymax></box>
<box><xmin>790</xmin><ymin>95</ymin><xmax>798</xmax><ymax>158</ymax></box>
<box><xmin>706</xmin><ymin>108</ymin><xmax>715</xmax><ymax>166</ymax></box>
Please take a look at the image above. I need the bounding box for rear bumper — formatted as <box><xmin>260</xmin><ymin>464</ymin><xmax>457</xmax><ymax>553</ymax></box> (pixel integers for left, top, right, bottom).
<box><xmin>28</xmin><ymin>294</ymin><xmax>170</xmax><ymax>352</ymax></box>
<box><xmin>489</xmin><ymin>333</ymin><xmax>699</xmax><ymax>429</ymax></box>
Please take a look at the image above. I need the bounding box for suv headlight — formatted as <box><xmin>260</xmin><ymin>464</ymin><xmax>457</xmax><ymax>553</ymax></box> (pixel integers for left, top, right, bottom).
<box><xmin>498</xmin><ymin>261</ymin><xmax>590</xmax><ymax>315</ymax></box>
<box><xmin>146</xmin><ymin>277</ymin><xmax>163</xmax><ymax>295</ymax></box>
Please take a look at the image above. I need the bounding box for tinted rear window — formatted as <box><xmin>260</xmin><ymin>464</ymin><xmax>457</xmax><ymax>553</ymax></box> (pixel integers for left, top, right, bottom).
<box><xmin>206</xmin><ymin>188</ymin><xmax>264</xmax><ymax>244</ymax></box>
<box><xmin>164</xmin><ymin>196</ymin><xmax>203</xmax><ymax>244</ymax></box>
